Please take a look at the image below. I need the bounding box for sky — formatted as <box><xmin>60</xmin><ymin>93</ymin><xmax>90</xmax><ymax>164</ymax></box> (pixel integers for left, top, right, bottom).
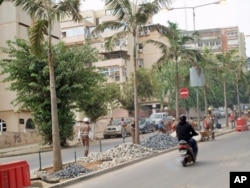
<box><xmin>80</xmin><ymin>0</ymin><xmax>250</xmax><ymax>57</ymax></box>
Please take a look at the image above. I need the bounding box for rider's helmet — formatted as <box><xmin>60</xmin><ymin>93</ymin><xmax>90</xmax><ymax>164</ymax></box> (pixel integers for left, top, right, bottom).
<box><xmin>179</xmin><ymin>114</ymin><xmax>187</xmax><ymax>122</ymax></box>
<box><xmin>208</xmin><ymin>107</ymin><xmax>212</xmax><ymax>112</ymax></box>
<box><xmin>83</xmin><ymin>117</ymin><xmax>90</xmax><ymax>123</ymax></box>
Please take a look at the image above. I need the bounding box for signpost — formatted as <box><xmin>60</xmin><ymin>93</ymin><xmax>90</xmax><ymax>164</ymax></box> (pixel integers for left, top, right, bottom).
<box><xmin>180</xmin><ymin>88</ymin><xmax>189</xmax><ymax>99</ymax></box>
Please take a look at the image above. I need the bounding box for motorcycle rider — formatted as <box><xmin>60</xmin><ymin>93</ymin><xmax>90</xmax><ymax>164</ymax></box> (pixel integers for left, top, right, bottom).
<box><xmin>176</xmin><ymin>114</ymin><xmax>199</xmax><ymax>159</ymax></box>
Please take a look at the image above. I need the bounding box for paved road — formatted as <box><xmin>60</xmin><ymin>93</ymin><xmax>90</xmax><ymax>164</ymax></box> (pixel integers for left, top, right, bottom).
<box><xmin>0</xmin><ymin>132</ymin><xmax>154</xmax><ymax>171</ymax></box>
<box><xmin>65</xmin><ymin>130</ymin><xmax>250</xmax><ymax>188</ymax></box>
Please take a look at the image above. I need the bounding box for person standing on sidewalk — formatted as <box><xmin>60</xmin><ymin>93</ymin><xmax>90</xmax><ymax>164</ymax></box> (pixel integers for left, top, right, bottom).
<box><xmin>229</xmin><ymin>111</ymin><xmax>235</xmax><ymax>129</ymax></box>
<box><xmin>79</xmin><ymin>117</ymin><xmax>91</xmax><ymax>157</ymax></box>
<box><xmin>204</xmin><ymin>107</ymin><xmax>215</xmax><ymax>140</ymax></box>
<box><xmin>120</xmin><ymin>117</ymin><xmax>127</xmax><ymax>138</ymax></box>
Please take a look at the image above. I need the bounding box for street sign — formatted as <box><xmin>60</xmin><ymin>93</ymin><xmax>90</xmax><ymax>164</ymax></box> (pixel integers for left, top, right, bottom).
<box><xmin>180</xmin><ymin>88</ymin><xmax>189</xmax><ymax>99</ymax></box>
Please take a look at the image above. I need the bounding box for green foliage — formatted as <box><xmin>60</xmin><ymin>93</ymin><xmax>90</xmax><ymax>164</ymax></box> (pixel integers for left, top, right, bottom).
<box><xmin>0</xmin><ymin>39</ymin><xmax>104</xmax><ymax>145</ymax></box>
<box><xmin>117</xmin><ymin>68</ymin><xmax>155</xmax><ymax>115</ymax></box>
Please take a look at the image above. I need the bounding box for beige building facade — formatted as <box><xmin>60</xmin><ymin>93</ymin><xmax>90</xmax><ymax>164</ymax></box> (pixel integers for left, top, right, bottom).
<box><xmin>0</xmin><ymin>2</ymin><xmax>61</xmax><ymax>135</ymax></box>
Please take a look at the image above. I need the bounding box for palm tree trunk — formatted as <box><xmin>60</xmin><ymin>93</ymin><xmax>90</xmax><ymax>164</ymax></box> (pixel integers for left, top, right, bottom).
<box><xmin>236</xmin><ymin>73</ymin><xmax>241</xmax><ymax>116</ymax></box>
<box><xmin>203</xmin><ymin>84</ymin><xmax>208</xmax><ymax>113</ymax></box>
<box><xmin>175</xmin><ymin>58</ymin><xmax>179</xmax><ymax>119</ymax></box>
<box><xmin>48</xmin><ymin>19</ymin><xmax>62</xmax><ymax>171</ymax></box>
<box><xmin>223</xmin><ymin>80</ymin><xmax>228</xmax><ymax>127</ymax></box>
<box><xmin>133</xmin><ymin>33</ymin><xmax>140</xmax><ymax>144</ymax></box>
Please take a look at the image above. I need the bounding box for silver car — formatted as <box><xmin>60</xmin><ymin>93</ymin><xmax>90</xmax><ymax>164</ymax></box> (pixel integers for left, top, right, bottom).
<box><xmin>103</xmin><ymin>118</ymin><xmax>131</xmax><ymax>139</ymax></box>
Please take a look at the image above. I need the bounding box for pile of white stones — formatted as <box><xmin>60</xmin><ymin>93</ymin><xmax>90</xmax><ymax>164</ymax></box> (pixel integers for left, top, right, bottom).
<box><xmin>33</xmin><ymin>133</ymin><xmax>178</xmax><ymax>181</ymax></box>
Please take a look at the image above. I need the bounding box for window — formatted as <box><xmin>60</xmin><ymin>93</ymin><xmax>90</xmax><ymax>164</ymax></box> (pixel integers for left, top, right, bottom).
<box><xmin>0</xmin><ymin>119</ymin><xmax>7</xmax><ymax>132</ymax></box>
<box><xmin>62</xmin><ymin>31</ymin><xmax>66</xmax><ymax>38</ymax></box>
<box><xmin>228</xmin><ymin>39</ymin><xmax>238</xmax><ymax>45</ymax></box>
<box><xmin>215</xmin><ymin>41</ymin><xmax>221</xmax><ymax>46</ymax></box>
<box><xmin>26</xmin><ymin>118</ymin><xmax>35</xmax><ymax>129</ymax></box>
<box><xmin>138</xmin><ymin>59</ymin><xmax>144</xmax><ymax>68</ymax></box>
<box><xmin>84</xmin><ymin>17</ymin><xmax>94</xmax><ymax>23</ymax></box>
<box><xmin>100</xmin><ymin>66</ymin><xmax>121</xmax><ymax>81</ymax></box>
<box><xmin>105</xmin><ymin>9</ymin><xmax>113</xmax><ymax>15</ymax></box>
<box><xmin>96</xmin><ymin>17</ymin><xmax>101</xmax><ymax>25</ymax></box>
<box><xmin>227</xmin><ymin>31</ymin><xmax>238</xmax><ymax>36</ymax></box>
<box><xmin>198</xmin><ymin>43</ymin><xmax>203</xmax><ymax>47</ymax></box>
<box><xmin>62</xmin><ymin>27</ymin><xmax>84</xmax><ymax>37</ymax></box>
<box><xmin>138</xmin><ymin>43</ymin><xmax>143</xmax><ymax>53</ymax></box>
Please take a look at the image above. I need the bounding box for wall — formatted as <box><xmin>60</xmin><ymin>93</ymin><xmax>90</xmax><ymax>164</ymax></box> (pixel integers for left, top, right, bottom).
<box><xmin>0</xmin><ymin>131</ymin><xmax>42</xmax><ymax>148</ymax></box>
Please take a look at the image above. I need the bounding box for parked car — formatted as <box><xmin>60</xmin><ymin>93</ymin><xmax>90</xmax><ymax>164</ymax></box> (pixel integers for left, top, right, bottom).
<box><xmin>139</xmin><ymin>118</ymin><xmax>155</xmax><ymax>134</ymax></box>
<box><xmin>219</xmin><ymin>110</ymin><xmax>226</xmax><ymax>118</ymax></box>
<box><xmin>103</xmin><ymin>118</ymin><xmax>131</xmax><ymax>139</ymax></box>
<box><xmin>149</xmin><ymin>112</ymin><xmax>168</xmax><ymax>129</ymax></box>
<box><xmin>212</xmin><ymin>109</ymin><xmax>221</xmax><ymax>119</ymax></box>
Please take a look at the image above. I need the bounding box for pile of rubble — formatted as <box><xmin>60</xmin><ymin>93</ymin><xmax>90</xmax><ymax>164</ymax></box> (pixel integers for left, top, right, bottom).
<box><xmin>33</xmin><ymin>133</ymin><xmax>178</xmax><ymax>182</ymax></box>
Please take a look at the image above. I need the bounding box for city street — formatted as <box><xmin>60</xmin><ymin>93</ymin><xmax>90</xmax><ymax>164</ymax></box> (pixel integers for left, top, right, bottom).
<box><xmin>0</xmin><ymin>118</ymin><xmax>229</xmax><ymax>171</ymax></box>
<box><xmin>0</xmin><ymin>132</ymin><xmax>153</xmax><ymax>171</ymax></box>
<box><xmin>66</xmin><ymin>130</ymin><xmax>250</xmax><ymax>188</ymax></box>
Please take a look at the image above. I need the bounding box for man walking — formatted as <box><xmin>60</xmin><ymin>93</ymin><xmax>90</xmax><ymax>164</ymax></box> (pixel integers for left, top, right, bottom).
<box><xmin>79</xmin><ymin>117</ymin><xmax>91</xmax><ymax>157</ymax></box>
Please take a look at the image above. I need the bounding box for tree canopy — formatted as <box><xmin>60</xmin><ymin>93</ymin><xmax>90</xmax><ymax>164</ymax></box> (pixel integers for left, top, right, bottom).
<box><xmin>0</xmin><ymin>39</ymin><xmax>105</xmax><ymax>145</ymax></box>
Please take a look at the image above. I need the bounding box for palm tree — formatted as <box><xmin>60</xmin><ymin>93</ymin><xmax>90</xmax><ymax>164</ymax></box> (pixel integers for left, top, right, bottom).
<box><xmin>199</xmin><ymin>48</ymin><xmax>218</xmax><ymax>113</ymax></box>
<box><xmin>93</xmin><ymin>0</ymin><xmax>172</xmax><ymax>144</ymax></box>
<box><xmin>231</xmin><ymin>57</ymin><xmax>247</xmax><ymax>116</ymax></box>
<box><xmin>216</xmin><ymin>50</ymin><xmax>238</xmax><ymax>127</ymax></box>
<box><xmin>0</xmin><ymin>0</ymin><xmax>82</xmax><ymax>171</ymax></box>
<box><xmin>147</xmin><ymin>21</ymin><xmax>199</xmax><ymax>119</ymax></box>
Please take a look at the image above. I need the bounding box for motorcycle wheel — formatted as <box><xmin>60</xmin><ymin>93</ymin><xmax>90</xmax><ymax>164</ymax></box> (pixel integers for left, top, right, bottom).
<box><xmin>181</xmin><ymin>159</ymin><xmax>187</xmax><ymax>167</ymax></box>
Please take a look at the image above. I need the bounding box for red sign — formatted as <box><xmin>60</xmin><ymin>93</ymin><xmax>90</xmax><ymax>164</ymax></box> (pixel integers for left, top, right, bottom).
<box><xmin>180</xmin><ymin>88</ymin><xmax>189</xmax><ymax>99</ymax></box>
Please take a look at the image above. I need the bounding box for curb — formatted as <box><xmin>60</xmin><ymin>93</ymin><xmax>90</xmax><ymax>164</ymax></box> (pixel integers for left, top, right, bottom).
<box><xmin>46</xmin><ymin>128</ymin><xmax>236</xmax><ymax>188</ymax></box>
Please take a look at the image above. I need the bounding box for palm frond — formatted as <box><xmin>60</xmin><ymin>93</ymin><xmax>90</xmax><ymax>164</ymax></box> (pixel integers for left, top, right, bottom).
<box><xmin>136</xmin><ymin>3</ymin><xmax>159</xmax><ymax>24</ymax></box>
<box><xmin>55</xmin><ymin>0</ymin><xmax>82</xmax><ymax>22</ymax></box>
<box><xmin>93</xmin><ymin>21</ymin><xmax>124</xmax><ymax>34</ymax></box>
<box><xmin>12</xmin><ymin>0</ymin><xmax>47</xmax><ymax>20</ymax></box>
<box><xmin>29</xmin><ymin>19</ymin><xmax>48</xmax><ymax>56</ymax></box>
<box><xmin>104</xmin><ymin>31</ymin><xmax>127</xmax><ymax>52</ymax></box>
<box><xmin>152</xmin><ymin>0</ymin><xmax>172</xmax><ymax>9</ymax></box>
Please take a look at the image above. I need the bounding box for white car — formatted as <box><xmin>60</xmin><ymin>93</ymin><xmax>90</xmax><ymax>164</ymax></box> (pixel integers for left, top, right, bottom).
<box><xmin>103</xmin><ymin>118</ymin><xmax>131</xmax><ymax>139</ymax></box>
<box><xmin>149</xmin><ymin>112</ymin><xmax>168</xmax><ymax>128</ymax></box>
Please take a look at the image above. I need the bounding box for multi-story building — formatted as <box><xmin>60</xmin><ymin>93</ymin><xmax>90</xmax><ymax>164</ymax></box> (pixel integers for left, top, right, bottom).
<box><xmin>185</xmin><ymin>26</ymin><xmax>246</xmax><ymax>58</ymax></box>
<box><xmin>0</xmin><ymin>2</ymin><xmax>61</xmax><ymax>133</ymax></box>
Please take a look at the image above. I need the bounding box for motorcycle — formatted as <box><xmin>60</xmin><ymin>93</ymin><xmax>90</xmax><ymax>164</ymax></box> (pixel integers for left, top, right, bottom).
<box><xmin>178</xmin><ymin>140</ymin><xmax>196</xmax><ymax>167</ymax></box>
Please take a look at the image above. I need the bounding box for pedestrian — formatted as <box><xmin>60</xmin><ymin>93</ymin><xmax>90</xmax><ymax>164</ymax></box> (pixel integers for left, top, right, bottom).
<box><xmin>204</xmin><ymin>107</ymin><xmax>215</xmax><ymax>139</ymax></box>
<box><xmin>171</xmin><ymin>118</ymin><xmax>176</xmax><ymax>132</ymax></box>
<box><xmin>78</xmin><ymin>117</ymin><xmax>91</xmax><ymax>157</ymax></box>
<box><xmin>229</xmin><ymin>112</ymin><xmax>235</xmax><ymax>129</ymax></box>
<box><xmin>109</xmin><ymin>117</ymin><xmax>113</xmax><ymax>125</ymax></box>
<box><xmin>158</xmin><ymin>120</ymin><xmax>166</xmax><ymax>133</ymax></box>
<box><xmin>120</xmin><ymin>117</ymin><xmax>127</xmax><ymax>138</ymax></box>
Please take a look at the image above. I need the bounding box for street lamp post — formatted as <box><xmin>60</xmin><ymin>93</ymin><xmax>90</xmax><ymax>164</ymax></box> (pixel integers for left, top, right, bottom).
<box><xmin>168</xmin><ymin>0</ymin><xmax>225</xmax><ymax>31</ymax></box>
<box><xmin>167</xmin><ymin>0</ymin><xmax>225</xmax><ymax>128</ymax></box>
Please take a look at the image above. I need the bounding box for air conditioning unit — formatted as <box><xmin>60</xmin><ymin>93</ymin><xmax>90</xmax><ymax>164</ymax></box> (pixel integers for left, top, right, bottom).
<box><xmin>138</xmin><ymin>49</ymin><xmax>143</xmax><ymax>53</ymax></box>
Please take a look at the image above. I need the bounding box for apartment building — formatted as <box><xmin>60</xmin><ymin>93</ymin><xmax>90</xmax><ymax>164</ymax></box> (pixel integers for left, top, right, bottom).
<box><xmin>185</xmin><ymin>26</ymin><xmax>246</xmax><ymax>58</ymax></box>
<box><xmin>0</xmin><ymin>2</ymin><xmax>61</xmax><ymax>133</ymax></box>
